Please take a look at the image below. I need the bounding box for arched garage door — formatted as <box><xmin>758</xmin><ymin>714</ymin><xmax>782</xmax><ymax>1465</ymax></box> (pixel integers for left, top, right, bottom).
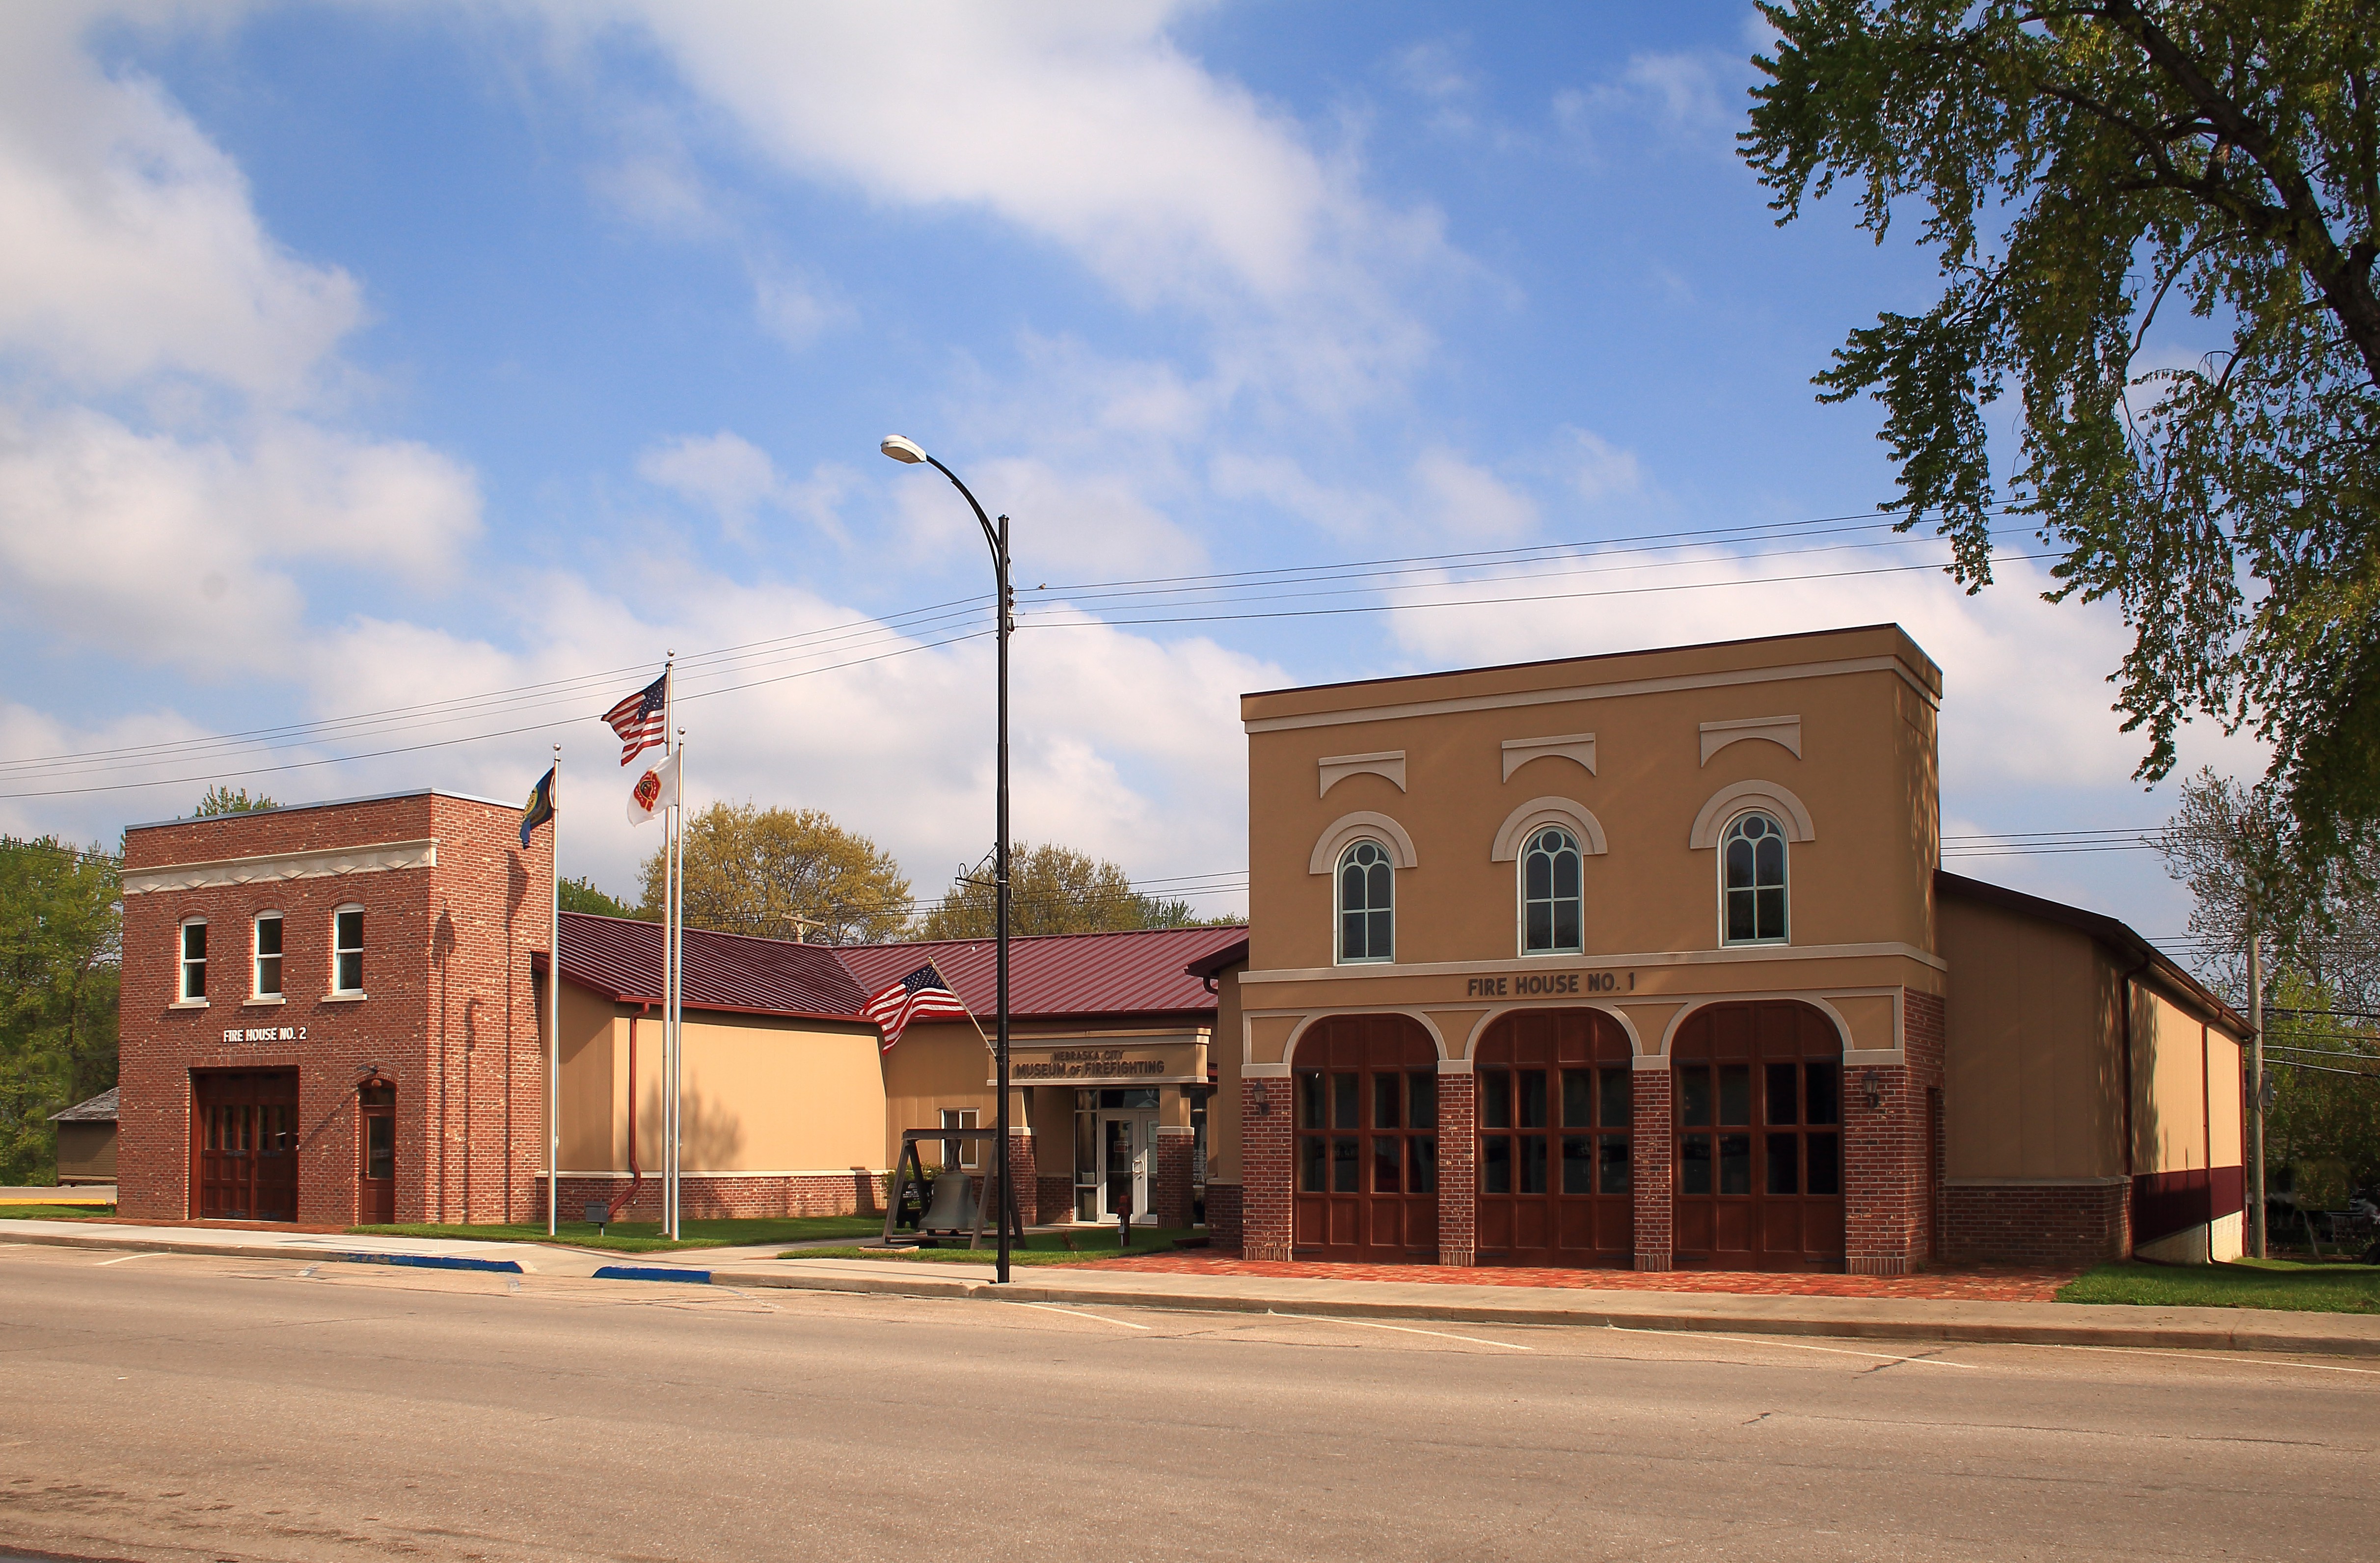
<box><xmin>1672</xmin><ymin>1001</ymin><xmax>1844</xmax><ymax>1272</ymax></box>
<box><xmin>1474</xmin><ymin>1008</ymin><xmax>1634</xmax><ymax>1267</ymax></box>
<box><xmin>1293</xmin><ymin>1014</ymin><xmax>1439</xmax><ymax>1262</ymax></box>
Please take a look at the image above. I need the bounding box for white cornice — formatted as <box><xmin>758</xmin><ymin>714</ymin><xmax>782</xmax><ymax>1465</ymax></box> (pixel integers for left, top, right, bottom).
<box><xmin>1318</xmin><ymin>751</ymin><xmax>1406</xmax><ymax>796</ymax></box>
<box><xmin>123</xmin><ymin>839</ymin><xmax>437</xmax><ymax>896</ymax></box>
<box><xmin>1501</xmin><ymin>733</ymin><xmax>1596</xmax><ymax>781</ymax></box>
<box><xmin>1243</xmin><ymin>654</ymin><xmax>1936</xmax><ymax>734</ymax></box>
<box><xmin>1237</xmin><ymin>940</ymin><xmax>1947</xmax><ymax>984</ymax></box>
<box><xmin>1699</xmin><ymin>715</ymin><xmax>1802</xmax><ymax>765</ymax></box>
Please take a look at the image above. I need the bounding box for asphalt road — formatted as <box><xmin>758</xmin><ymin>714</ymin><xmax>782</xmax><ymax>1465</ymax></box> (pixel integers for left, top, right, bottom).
<box><xmin>2</xmin><ymin>1240</ymin><xmax>2374</xmax><ymax>1563</ymax></box>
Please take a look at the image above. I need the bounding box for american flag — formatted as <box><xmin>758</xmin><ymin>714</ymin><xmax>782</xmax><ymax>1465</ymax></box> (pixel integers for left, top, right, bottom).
<box><xmin>863</xmin><ymin>963</ymin><xmax>973</xmax><ymax>1052</ymax></box>
<box><xmin>602</xmin><ymin>674</ymin><xmax>667</xmax><ymax>766</ymax></box>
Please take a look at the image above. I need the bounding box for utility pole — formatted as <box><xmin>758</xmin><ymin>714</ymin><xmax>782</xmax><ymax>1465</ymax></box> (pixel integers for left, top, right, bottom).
<box><xmin>2248</xmin><ymin>925</ymin><xmax>2266</xmax><ymax>1260</ymax></box>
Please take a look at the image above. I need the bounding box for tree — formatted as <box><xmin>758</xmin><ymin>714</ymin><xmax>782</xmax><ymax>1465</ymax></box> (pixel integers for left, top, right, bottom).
<box><xmin>193</xmin><ymin>785</ymin><xmax>276</xmax><ymax>816</ymax></box>
<box><xmin>560</xmin><ymin>876</ymin><xmax>644</xmax><ymax>919</ymax></box>
<box><xmin>1744</xmin><ymin>2</ymin><xmax>2380</xmax><ymax>868</ymax></box>
<box><xmin>0</xmin><ymin>838</ymin><xmax>121</xmax><ymax>1185</ymax></box>
<box><xmin>916</xmin><ymin>842</ymin><xmax>1229</xmax><ymax>940</ymax></box>
<box><xmin>642</xmin><ymin>804</ymin><xmax>911</xmax><ymax>944</ymax></box>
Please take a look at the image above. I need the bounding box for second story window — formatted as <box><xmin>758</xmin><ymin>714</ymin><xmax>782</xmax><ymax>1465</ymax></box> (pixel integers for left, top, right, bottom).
<box><xmin>1722</xmin><ymin>811</ymin><xmax>1789</xmax><ymax>945</ymax></box>
<box><xmin>1521</xmin><ymin>826</ymin><xmax>1584</xmax><ymax>954</ymax></box>
<box><xmin>332</xmin><ymin>906</ymin><xmax>365</xmax><ymax>995</ymax></box>
<box><xmin>1337</xmin><ymin>840</ymin><xmax>1394</xmax><ymax>964</ymax></box>
<box><xmin>253</xmin><ymin>913</ymin><xmax>283</xmax><ymax>998</ymax></box>
<box><xmin>179</xmin><ymin>919</ymin><xmax>207</xmax><ymax>1001</ymax></box>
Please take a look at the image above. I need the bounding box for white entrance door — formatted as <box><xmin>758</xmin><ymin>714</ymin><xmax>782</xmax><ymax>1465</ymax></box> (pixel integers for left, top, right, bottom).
<box><xmin>1097</xmin><ymin>1113</ymin><xmax>1155</xmax><ymax>1219</ymax></box>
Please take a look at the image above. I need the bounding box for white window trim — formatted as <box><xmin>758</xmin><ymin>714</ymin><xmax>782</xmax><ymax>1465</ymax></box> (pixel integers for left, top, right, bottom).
<box><xmin>1515</xmin><ymin>824</ymin><xmax>1587</xmax><ymax>958</ymax></box>
<box><xmin>1334</xmin><ymin>838</ymin><xmax>1396</xmax><ymax>966</ymax></box>
<box><xmin>251</xmin><ymin>911</ymin><xmax>285</xmax><ymax>1003</ymax></box>
<box><xmin>1716</xmin><ymin>809</ymin><xmax>1791</xmax><ymax>948</ymax></box>
<box><xmin>329</xmin><ymin>902</ymin><xmax>367</xmax><ymax>998</ymax></box>
<box><xmin>940</xmin><ymin>1107</ymin><xmax>981</xmax><ymax>1168</ymax></box>
<box><xmin>176</xmin><ymin>916</ymin><xmax>209</xmax><ymax>1006</ymax></box>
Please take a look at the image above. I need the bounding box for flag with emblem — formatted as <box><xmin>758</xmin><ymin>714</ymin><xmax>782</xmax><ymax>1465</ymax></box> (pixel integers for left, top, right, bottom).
<box><xmin>863</xmin><ymin>964</ymin><xmax>973</xmax><ymax>1052</ymax></box>
<box><xmin>602</xmin><ymin>674</ymin><xmax>668</xmax><ymax>766</ymax></box>
<box><xmin>518</xmin><ymin>766</ymin><xmax>555</xmax><ymax>848</ymax></box>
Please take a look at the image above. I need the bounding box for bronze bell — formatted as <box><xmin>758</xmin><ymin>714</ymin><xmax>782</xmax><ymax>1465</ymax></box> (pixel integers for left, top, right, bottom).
<box><xmin>920</xmin><ymin>1163</ymin><xmax>979</xmax><ymax>1233</ymax></box>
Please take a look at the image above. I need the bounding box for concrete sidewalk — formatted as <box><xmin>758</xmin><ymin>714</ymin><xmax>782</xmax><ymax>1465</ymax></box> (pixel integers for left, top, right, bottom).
<box><xmin>8</xmin><ymin>1216</ymin><xmax>2377</xmax><ymax>1357</ymax></box>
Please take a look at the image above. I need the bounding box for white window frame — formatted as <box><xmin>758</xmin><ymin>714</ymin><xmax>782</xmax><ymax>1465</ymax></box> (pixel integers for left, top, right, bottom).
<box><xmin>1335</xmin><ymin>838</ymin><xmax>1395</xmax><ymax>965</ymax></box>
<box><xmin>1517</xmin><ymin>825</ymin><xmax>1585</xmax><ymax>956</ymax></box>
<box><xmin>330</xmin><ymin>904</ymin><xmax>366</xmax><ymax>997</ymax></box>
<box><xmin>940</xmin><ymin>1107</ymin><xmax>980</xmax><ymax>1169</ymax></box>
<box><xmin>1718</xmin><ymin>809</ymin><xmax>1791</xmax><ymax>947</ymax></box>
<box><xmin>178</xmin><ymin>917</ymin><xmax>208</xmax><ymax>1004</ymax></box>
<box><xmin>252</xmin><ymin>911</ymin><xmax>284</xmax><ymax>1001</ymax></box>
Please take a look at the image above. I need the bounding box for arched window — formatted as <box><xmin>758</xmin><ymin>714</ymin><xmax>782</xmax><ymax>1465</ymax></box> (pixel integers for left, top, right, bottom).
<box><xmin>1337</xmin><ymin>840</ymin><xmax>1394</xmax><ymax>963</ymax></box>
<box><xmin>1722</xmin><ymin>811</ymin><xmax>1788</xmax><ymax>945</ymax></box>
<box><xmin>1520</xmin><ymin>826</ymin><xmax>1583</xmax><ymax>954</ymax></box>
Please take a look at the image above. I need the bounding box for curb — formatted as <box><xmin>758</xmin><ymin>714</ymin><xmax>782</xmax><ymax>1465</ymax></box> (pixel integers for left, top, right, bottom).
<box><xmin>0</xmin><ymin>1226</ymin><xmax>523</xmax><ymax>1275</ymax></box>
<box><xmin>703</xmin><ymin>1266</ymin><xmax>2380</xmax><ymax>1359</ymax></box>
<box><xmin>593</xmin><ymin>1264</ymin><xmax>712</xmax><ymax>1284</ymax></box>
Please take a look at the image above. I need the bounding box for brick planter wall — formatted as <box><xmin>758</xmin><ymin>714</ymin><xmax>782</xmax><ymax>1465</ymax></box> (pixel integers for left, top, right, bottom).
<box><xmin>1943</xmin><ymin>1182</ymin><xmax>2129</xmax><ymax>1266</ymax></box>
<box><xmin>1241</xmin><ymin>1077</ymin><xmax>1292</xmax><ymax>1261</ymax></box>
<box><xmin>1205</xmin><ymin>1182</ymin><xmax>1243</xmax><ymax>1248</ymax></box>
<box><xmin>1154</xmin><ymin>1129</ymin><xmax>1195</xmax><ymax>1228</ymax></box>
<box><xmin>541</xmin><ymin>1171</ymin><xmax>880</xmax><ymax>1221</ymax></box>
<box><xmin>1844</xmin><ymin>990</ymin><xmax>1947</xmax><ymax>1275</ymax></box>
<box><xmin>1631</xmin><ymin>1068</ymin><xmax>1673</xmax><ymax>1270</ymax></box>
<box><xmin>1436</xmin><ymin>1070</ymin><xmax>1477</xmax><ymax>1267</ymax></box>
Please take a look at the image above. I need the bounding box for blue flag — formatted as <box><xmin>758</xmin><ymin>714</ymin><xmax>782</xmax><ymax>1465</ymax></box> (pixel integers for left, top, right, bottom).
<box><xmin>520</xmin><ymin>766</ymin><xmax>556</xmax><ymax>848</ymax></box>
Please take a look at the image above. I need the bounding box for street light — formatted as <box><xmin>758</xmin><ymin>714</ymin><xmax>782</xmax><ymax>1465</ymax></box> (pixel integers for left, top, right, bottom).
<box><xmin>881</xmin><ymin>434</ymin><xmax>1015</xmax><ymax>1285</ymax></box>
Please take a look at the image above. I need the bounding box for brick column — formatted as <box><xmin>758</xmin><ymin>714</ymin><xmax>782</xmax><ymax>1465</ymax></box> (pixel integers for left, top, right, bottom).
<box><xmin>1154</xmin><ymin>1127</ymin><xmax>1195</xmax><ymax>1228</ymax></box>
<box><xmin>1004</xmin><ymin>1128</ymin><xmax>1036</xmax><ymax>1232</ymax></box>
<box><xmin>1241</xmin><ymin>1075</ymin><xmax>1293</xmax><ymax>1261</ymax></box>
<box><xmin>1844</xmin><ymin>989</ymin><xmax>1947</xmax><ymax>1276</ymax></box>
<box><xmin>1631</xmin><ymin>1065</ymin><xmax>1673</xmax><ymax>1270</ymax></box>
<box><xmin>1436</xmin><ymin>1068</ymin><xmax>1477</xmax><ymax>1267</ymax></box>
<box><xmin>1205</xmin><ymin>1183</ymin><xmax>1243</xmax><ymax>1247</ymax></box>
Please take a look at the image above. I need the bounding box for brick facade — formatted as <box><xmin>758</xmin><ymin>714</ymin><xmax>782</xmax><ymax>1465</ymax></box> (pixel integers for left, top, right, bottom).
<box><xmin>1241</xmin><ymin>1076</ymin><xmax>1292</xmax><ymax>1261</ymax></box>
<box><xmin>1435</xmin><ymin>1070</ymin><xmax>1477</xmax><ymax>1267</ymax></box>
<box><xmin>1843</xmin><ymin>989</ymin><xmax>1947</xmax><ymax>1275</ymax></box>
<box><xmin>542</xmin><ymin>1172</ymin><xmax>880</xmax><ymax>1221</ymax></box>
<box><xmin>1004</xmin><ymin>1128</ymin><xmax>1036</xmax><ymax>1230</ymax></box>
<box><xmin>1204</xmin><ymin>1181</ymin><xmax>1243</xmax><ymax>1248</ymax></box>
<box><xmin>1154</xmin><ymin>1128</ymin><xmax>1195</xmax><ymax>1228</ymax></box>
<box><xmin>1036</xmin><ymin>1176</ymin><xmax>1076</xmax><ymax>1224</ymax></box>
<box><xmin>118</xmin><ymin>792</ymin><xmax>548</xmax><ymax>1227</ymax></box>
<box><xmin>1630</xmin><ymin>1067</ymin><xmax>1674</xmax><ymax>1270</ymax></box>
<box><xmin>1943</xmin><ymin>1181</ymin><xmax>2129</xmax><ymax>1266</ymax></box>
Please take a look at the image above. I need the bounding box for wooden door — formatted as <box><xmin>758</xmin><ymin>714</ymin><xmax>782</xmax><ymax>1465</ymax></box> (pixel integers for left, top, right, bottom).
<box><xmin>1475</xmin><ymin>1009</ymin><xmax>1634</xmax><ymax>1267</ymax></box>
<box><xmin>1292</xmin><ymin>1015</ymin><xmax>1439</xmax><ymax>1261</ymax></box>
<box><xmin>191</xmin><ymin>1069</ymin><xmax>300</xmax><ymax>1221</ymax></box>
<box><xmin>1671</xmin><ymin>1003</ymin><xmax>1844</xmax><ymax>1272</ymax></box>
<box><xmin>359</xmin><ymin>1083</ymin><xmax>396</xmax><ymax>1224</ymax></box>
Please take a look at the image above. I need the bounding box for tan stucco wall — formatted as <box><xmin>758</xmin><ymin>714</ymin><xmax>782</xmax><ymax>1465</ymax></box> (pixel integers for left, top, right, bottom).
<box><xmin>2209</xmin><ymin>1032</ymin><xmax>2244</xmax><ymax>1168</ymax></box>
<box><xmin>1211</xmin><ymin>965</ymin><xmax>1244</xmax><ymax>1183</ymax></box>
<box><xmin>2135</xmin><ymin>986</ymin><xmax>2214</xmax><ymax>1176</ymax></box>
<box><xmin>1939</xmin><ymin>895</ymin><xmax>2125</xmax><ymax>1180</ymax></box>
<box><xmin>882</xmin><ymin>1021</ymin><xmax>994</xmax><ymax>1173</ymax></box>
<box><xmin>1243</xmin><ymin>625</ymin><xmax>1941</xmax><ymax>975</ymax></box>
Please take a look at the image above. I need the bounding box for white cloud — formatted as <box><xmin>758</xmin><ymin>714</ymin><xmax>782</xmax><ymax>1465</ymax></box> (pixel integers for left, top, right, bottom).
<box><xmin>1566</xmin><ymin>428</ymin><xmax>1648</xmax><ymax>507</ymax></box>
<box><xmin>0</xmin><ymin>7</ymin><xmax>360</xmax><ymax>400</ymax></box>
<box><xmin>635</xmin><ymin>429</ymin><xmax>853</xmax><ymax>543</ymax></box>
<box><xmin>0</xmin><ymin>407</ymin><xmax>480</xmax><ymax>677</ymax></box>
<box><xmin>1413</xmin><ymin>447</ymin><xmax>1538</xmax><ymax>544</ymax></box>
<box><xmin>751</xmin><ymin>263</ymin><xmax>853</xmax><ymax>350</ymax></box>
<box><xmin>887</xmin><ymin>455</ymin><xmax>1205</xmax><ymax>581</ymax></box>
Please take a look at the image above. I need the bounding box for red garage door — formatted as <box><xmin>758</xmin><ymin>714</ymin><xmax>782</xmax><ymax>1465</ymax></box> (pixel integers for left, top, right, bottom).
<box><xmin>1293</xmin><ymin>1015</ymin><xmax>1439</xmax><ymax>1262</ymax></box>
<box><xmin>1475</xmin><ymin>1008</ymin><xmax>1633</xmax><ymax>1267</ymax></box>
<box><xmin>192</xmin><ymin>1069</ymin><xmax>300</xmax><ymax>1222</ymax></box>
<box><xmin>1672</xmin><ymin>1002</ymin><xmax>1844</xmax><ymax>1272</ymax></box>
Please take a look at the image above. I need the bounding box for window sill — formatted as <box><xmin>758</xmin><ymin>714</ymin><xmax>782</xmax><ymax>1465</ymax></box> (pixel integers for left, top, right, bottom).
<box><xmin>168</xmin><ymin>998</ymin><xmax>210</xmax><ymax>1010</ymax></box>
<box><xmin>244</xmin><ymin>995</ymin><xmax>287</xmax><ymax>1007</ymax></box>
<box><xmin>322</xmin><ymin>992</ymin><xmax>369</xmax><ymax>1004</ymax></box>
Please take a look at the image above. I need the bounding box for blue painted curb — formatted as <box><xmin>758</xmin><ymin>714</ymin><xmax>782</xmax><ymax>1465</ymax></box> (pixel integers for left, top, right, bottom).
<box><xmin>593</xmin><ymin>1264</ymin><xmax>713</xmax><ymax>1284</ymax></box>
<box><xmin>338</xmin><ymin>1252</ymin><xmax>524</xmax><ymax>1274</ymax></box>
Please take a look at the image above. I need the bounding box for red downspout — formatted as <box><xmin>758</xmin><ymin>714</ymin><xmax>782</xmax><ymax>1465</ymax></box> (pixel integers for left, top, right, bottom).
<box><xmin>606</xmin><ymin>1006</ymin><xmax>648</xmax><ymax>1222</ymax></box>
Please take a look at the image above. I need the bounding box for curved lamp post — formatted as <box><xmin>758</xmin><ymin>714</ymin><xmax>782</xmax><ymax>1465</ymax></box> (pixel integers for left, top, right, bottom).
<box><xmin>881</xmin><ymin>434</ymin><xmax>1014</xmax><ymax>1285</ymax></box>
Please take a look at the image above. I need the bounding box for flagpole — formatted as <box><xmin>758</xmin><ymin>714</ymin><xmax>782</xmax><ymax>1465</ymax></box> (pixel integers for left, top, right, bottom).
<box><xmin>661</xmin><ymin>654</ymin><xmax>679</xmax><ymax>1241</ymax></box>
<box><xmin>547</xmin><ymin>743</ymin><xmax>561</xmax><ymax>1238</ymax></box>
<box><xmin>670</xmin><ymin>729</ymin><xmax>687</xmax><ymax>1241</ymax></box>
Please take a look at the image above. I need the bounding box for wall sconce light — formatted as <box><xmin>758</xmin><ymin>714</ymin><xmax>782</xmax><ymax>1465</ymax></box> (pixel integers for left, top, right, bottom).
<box><xmin>1251</xmin><ymin>1079</ymin><xmax>1271</xmax><ymax>1117</ymax></box>
<box><xmin>1861</xmin><ymin>1069</ymin><xmax>1885</xmax><ymax>1112</ymax></box>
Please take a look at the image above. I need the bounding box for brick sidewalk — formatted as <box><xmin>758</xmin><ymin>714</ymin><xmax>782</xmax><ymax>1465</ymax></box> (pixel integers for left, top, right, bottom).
<box><xmin>1059</xmin><ymin>1251</ymin><xmax>2075</xmax><ymax>1301</ymax></box>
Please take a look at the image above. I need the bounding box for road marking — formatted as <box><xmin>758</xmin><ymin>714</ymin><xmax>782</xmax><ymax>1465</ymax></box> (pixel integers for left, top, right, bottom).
<box><xmin>1989</xmin><ymin>1342</ymin><xmax>2380</xmax><ymax>1375</ymax></box>
<box><xmin>95</xmin><ymin>1252</ymin><xmax>167</xmax><ymax>1266</ymax></box>
<box><xmin>1281</xmin><ymin>1312</ymin><xmax>1534</xmax><ymax>1351</ymax></box>
<box><xmin>1606</xmin><ymin>1324</ymin><xmax>1980</xmax><ymax>1368</ymax></box>
<box><xmin>1008</xmin><ymin>1302</ymin><xmax>1152</xmax><ymax>1330</ymax></box>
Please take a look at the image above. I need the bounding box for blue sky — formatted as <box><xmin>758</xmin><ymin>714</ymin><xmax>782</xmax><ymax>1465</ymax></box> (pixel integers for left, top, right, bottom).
<box><xmin>0</xmin><ymin>1</ymin><xmax>2262</xmax><ymax>947</ymax></box>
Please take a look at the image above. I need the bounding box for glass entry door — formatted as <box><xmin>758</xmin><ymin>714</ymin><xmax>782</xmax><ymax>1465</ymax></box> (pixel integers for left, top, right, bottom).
<box><xmin>1097</xmin><ymin>1113</ymin><xmax>1153</xmax><ymax>1218</ymax></box>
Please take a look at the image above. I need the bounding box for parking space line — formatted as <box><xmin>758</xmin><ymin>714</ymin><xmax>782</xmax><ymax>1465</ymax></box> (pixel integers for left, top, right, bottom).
<box><xmin>1281</xmin><ymin>1312</ymin><xmax>1534</xmax><ymax>1350</ymax></box>
<box><xmin>1985</xmin><ymin>1342</ymin><xmax>2380</xmax><ymax>1375</ymax></box>
<box><xmin>1009</xmin><ymin>1302</ymin><xmax>1152</xmax><ymax>1330</ymax></box>
<box><xmin>1606</xmin><ymin>1324</ymin><xmax>1981</xmax><ymax>1367</ymax></box>
<box><xmin>95</xmin><ymin>1252</ymin><xmax>169</xmax><ymax>1266</ymax></box>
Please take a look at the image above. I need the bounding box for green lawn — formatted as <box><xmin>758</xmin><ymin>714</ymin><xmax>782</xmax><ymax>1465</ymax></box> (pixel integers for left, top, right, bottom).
<box><xmin>349</xmin><ymin>1214</ymin><xmax>887</xmax><ymax>1254</ymax></box>
<box><xmin>2056</xmin><ymin>1258</ymin><xmax>2380</xmax><ymax>1313</ymax></box>
<box><xmin>784</xmin><ymin>1228</ymin><xmax>1200</xmax><ymax>1265</ymax></box>
<box><xmin>0</xmin><ymin>1203</ymin><xmax>117</xmax><ymax>1219</ymax></box>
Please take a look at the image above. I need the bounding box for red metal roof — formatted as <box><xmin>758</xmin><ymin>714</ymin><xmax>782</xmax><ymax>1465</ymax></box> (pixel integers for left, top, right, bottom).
<box><xmin>551</xmin><ymin>912</ymin><xmax>871</xmax><ymax>1021</ymax></box>
<box><xmin>836</xmin><ymin>924</ymin><xmax>1247</xmax><ymax>1019</ymax></box>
